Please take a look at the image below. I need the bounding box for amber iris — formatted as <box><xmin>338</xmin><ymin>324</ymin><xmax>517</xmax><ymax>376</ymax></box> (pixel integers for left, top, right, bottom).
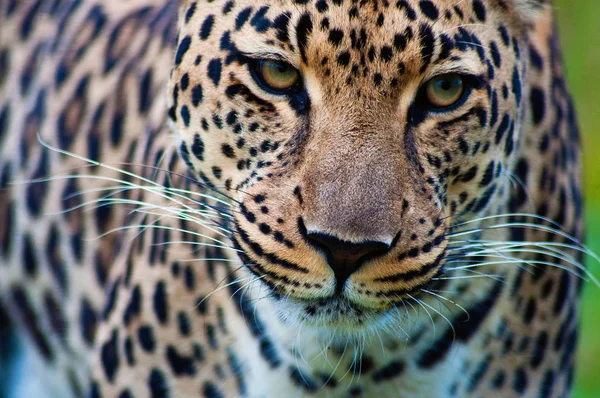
<box><xmin>425</xmin><ymin>74</ymin><xmax>465</xmax><ymax>108</ymax></box>
<box><xmin>258</xmin><ymin>60</ymin><xmax>300</xmax><ymax>91</ymax></box>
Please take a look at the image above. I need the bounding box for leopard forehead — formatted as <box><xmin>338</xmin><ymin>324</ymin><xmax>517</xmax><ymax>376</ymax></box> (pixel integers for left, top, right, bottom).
<box><xmin>168</xmin><ymin>0</ymin><xmax>527</xmax><ymax>207</ymax></box>
<box><xmin>170</xmin><ymin>0</ymin><xmax>523</xmax><ymax>107</ymax></box>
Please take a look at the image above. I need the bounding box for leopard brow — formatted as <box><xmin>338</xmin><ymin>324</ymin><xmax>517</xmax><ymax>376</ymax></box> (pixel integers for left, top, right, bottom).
<box><xmin>425</xmin><ymin>60</ymin><xmax>483</xmax><ymax>80</ymax></box>
<box><xmin>239</xmin><ymin>51</ymin><xmax>299</xmax><ymax>68</ymax></box>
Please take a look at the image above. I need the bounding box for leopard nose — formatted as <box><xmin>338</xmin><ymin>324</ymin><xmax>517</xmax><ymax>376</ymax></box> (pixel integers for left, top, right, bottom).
<box><xmin>306</xmin><ymin>232</ymin><xmax>391</xmax><ymax>289</ymax></box>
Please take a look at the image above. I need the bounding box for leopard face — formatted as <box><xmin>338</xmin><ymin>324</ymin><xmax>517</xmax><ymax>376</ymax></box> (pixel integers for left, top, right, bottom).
<box><xmin>168</xmin><ymin>0</ymin><xmax>532</xmax><ymax>334</ymax></box>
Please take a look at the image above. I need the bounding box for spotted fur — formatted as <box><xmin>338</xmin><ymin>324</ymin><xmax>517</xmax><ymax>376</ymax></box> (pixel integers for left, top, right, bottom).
<box><xmin>0</xmin><ymin>0</ymin><xmax>585</xmax><ymax>397</ymax></box>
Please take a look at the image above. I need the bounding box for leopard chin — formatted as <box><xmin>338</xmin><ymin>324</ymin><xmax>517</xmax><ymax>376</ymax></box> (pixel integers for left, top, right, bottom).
<box><xmin>273</xmin><ymin>294</ymin><xmax>410</xmax><ymax>336</ymax></box>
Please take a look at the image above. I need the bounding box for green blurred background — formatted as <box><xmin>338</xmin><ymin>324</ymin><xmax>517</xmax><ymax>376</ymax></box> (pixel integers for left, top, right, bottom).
<box><xmin>555</xmin><ymin>1</ymin><xmax>600</xmax><ymax>396</ymax></box>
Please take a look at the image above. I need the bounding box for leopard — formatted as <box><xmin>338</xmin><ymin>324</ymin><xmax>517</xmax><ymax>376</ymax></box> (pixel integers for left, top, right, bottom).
<box><xmin>0</xmin><ymin>0</ymin><xmax>589</xmax><ymax>397</ymax></box>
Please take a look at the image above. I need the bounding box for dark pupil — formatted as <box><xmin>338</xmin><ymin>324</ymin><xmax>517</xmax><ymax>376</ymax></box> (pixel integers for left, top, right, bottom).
<box><xmin>439</xmin><ymin>79</ymin><xmax>454</xmax><ymax>91</ymax></box>
<box><xmin>275</xmin><ymin>63</ymin><xmax>289</xmax><ymax>73</ymax></box>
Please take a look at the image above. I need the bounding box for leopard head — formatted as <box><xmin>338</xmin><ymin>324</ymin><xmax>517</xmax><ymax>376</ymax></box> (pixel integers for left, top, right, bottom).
<box><xmin>168</xmin><ymin>0</ymin><xmax>542</xmax><ymax>333</ymax></box>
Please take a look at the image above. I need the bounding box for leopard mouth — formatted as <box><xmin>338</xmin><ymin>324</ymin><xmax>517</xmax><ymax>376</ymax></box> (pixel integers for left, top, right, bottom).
<box><xmin>276</xmin><ymin>295</ymin><xmax>390</xmax><ymax>331</ymax></box>
<box><xmin>263</xmin><ymin>271</ymin><xmax>449</xmax><ymax>335</ymax></box>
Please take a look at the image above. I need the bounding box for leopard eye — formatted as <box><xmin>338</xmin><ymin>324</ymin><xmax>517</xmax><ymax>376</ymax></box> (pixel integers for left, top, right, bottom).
<box><xmin>253</xmin><ymin>60</ymin><xmax>300</xmax><ymax>93</ymax></box>
<box><xmin>424</xmin><ymin>74</ymin><xmax>465</xmax><ymax>108</ymax></box>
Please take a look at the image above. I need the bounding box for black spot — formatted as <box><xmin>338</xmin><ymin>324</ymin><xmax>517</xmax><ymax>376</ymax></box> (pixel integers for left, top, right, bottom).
<box><xmin>289</xmin><ymin>367</ymin><xmax>318</xmax><ymax>392</ymax></box>
<box><xmin>296</xmin><ymin>14</ymin><xmax>313</xmax><ymax>63</ymax></box>
<box><xmin>221</xmin><ymin>143</ymin><xmax>235</xmax><ymax>158</ymax></box>
<box><xmin>529</xmin><ymin>45</ymin><xmax>544</xmax><ymax>71</ymax></box>
<box><xmin>149</xmin><ymin>368</ymin><xmax>168</xmax><ymax>398</ymax></box>
<box><xmin>207</xmin><ymin>58</ymin><xmax>222</xmax><ymax>86</ymax></box>
<box><xmin>530</xmin><ymin>86</ymin><xmax>546</xmax><ymax>125</ymax></box>
<box><xmin>192</xmin><ymin>134</ymin><xmax>204</xmax><ymax>161</ymax></box>
<box><xmin>553</xmin><ymin>270</ymin><xmax>570</xmax><ymax>315</ymax></box>
<box><xmin>513</xmin><ymin>367</ymin><xmax>528</xmax><ymax>394</ymax></box>
<box><xmin>418</xmin><ymin>23</ymin><xmax>434</xmax><ymax>72</ymax></box>
<box><xmin>192</xmin><ymin>84</ymin><xmax>203</xmax><ymax>106</ymax></box>
<box><xmin>180</xmin><ymin>105</ymin><xmax>190</xmax><ymax>126</ymax></box>
<box><xmin>472</xmin><ymin>0</ymin><xmax>486</xmax><ymax>22</ymax></box>
<box><xmin>495</xmin><ymin>114</ymin><xmax>510</xmax><ymax>144</ymax></box>
<box><xmin>250</xmin><ymin>6</ymin><xmax>271</xmax><ymax>33</ymax></box>
<box><xmin>316</xmin><ymin>0</ymin><xmax>328</xmax><ymax>12</ymax></box>
<box><xmin>179</xmin><ymin>142</ymin><xmax>194</xmax><ymax>171</ymax></box>
<box><xmin>102</xmin><ymin>277</ymin><xmax>121</xmax><ymax>320</ymax></box>
<box><xmin>178</xmin><ymin>312</ymin><xmax>191</xmax><ymax>336</ymax></box>
<box><xmin>531</xmin><ymin>330</ymin><xmax>548</xmax><ymax>369</ymax></box>
<box><xmin>206</xmin><ymin>324</ymin><xmax>218</xmax><ymax>349</ymax></box>
<box><xmin>200</xmin><ymin>15</ymin><xmax>215</xmax><ymax>40</ymax></box>
<box><xmin>175</xmin><ymin>36</ymin><xmax>191</xmax><ymax>65</ymax></box>
<box><xmin>227</xmin><ymin>348</ymin><xmax>247</xmax><ymax>396</ymax></box>
<box><xmin>166</xmin><ymin>345</ymin><xmax>196</xmax><ymax>376</ymax></box>
<box><xmin>235</xmin><ymin>7</ymin><xmax>252</xmax><ymax>30</ymax></box>
<box><xmin>20</xmin><ymin>0</ymin><xmax>43</xmax><ymax>40</ymax></box>
<box><xmin>418</xmin><ymin>1</ymin><xmax>439</xmax><ymax>20</ymax></box>
<box><xmin>539</xmin><ymin>370</ymin><xmax>555</xmax><ymax>398</ymax></box>
<box><xmin>467</xmin><ymin>354</ymin><xmax>491</xmax><ymax>392</ymax></box>
<box><xmin>123</xmin><ymin>285</ymin><xmax>142</xmax><ymax>326</ymax></box>
<box><xmin>0</xmin><ymin>103</ymin><xmax>10</xmax><ymax>146</ymax></box>
<box><xmin>22</xmin><ymin>233</ymin><xmax>37</xmax><ymax>277</ymax></box>
<box><xmin>80</xmin><ymin>298</ymin><xmax>98</xmax><ymax>346</ymax></box>
<box><xmin>184</xmin><ymin>266</ymin><xmax>195</xmax><ymax>290</ymax></box>
<box><xmin>272</xmin><ymin>12</ymin><xmax>291</xmax><ymax>43</ymax></box>
<box><xmin>204</xmin><ymin>382</ymin><xmax>225</xmax><ymax>398</ymax></box>
<box><xmin>396</xmin><ymin>1</ymin><xmax>417</xmax><ymax>20</ymax></box>
<box><xmin>138</xmin><ymin>325</ymin><xmax>156</xmax><ymax>353</ymax></box>
<box><xmin>11</xmin><ymin>286</ymin><xmax>53</xmax><ymax>361</ymax></box>
<box><xmin>118</xmin><ymin>388</ymin><xmax>133</xmax><ymax>398</ymax></box>
<box><xmin>153</xmin><ymin>281</ymin><xmax>168</xmax><ymax>324</ymax></box>
<box><xmin>57</xmin><ymin>76</ymin><xmax>88</xmax><ymax>151</ymax></box>
<box><xmin>100</xmin><ymin>329</ymin><xmax>120</xmax><ymax>383</ymax></box>
<box><xmin>523</xmin><ymin>298</ymin><xmax>536</xmax><ymax>324</ymax></box>
<box><xmin>455</xmin><ymin>166</ymin><xmax>478</xmax><ymax>183</ymax></box>
<box><xmin>512</xmin><ymin>67</ymin><xmax>522</xmax><ymax>104</ymax></box>
<box><xmin>491</xmin><ymin>369</ymin><xmax>505</xmax><ymax>389</ymax></box>
<box><xmin>293</xmin><ymin>186</ymin><xmax>304</xmax><ymax>205</ymax></box>
<box><xmin>185</xmin><ymin>2</ymin><xmax>196</xmax><ymax>23</ymax></box>
<box><xmin>508</xmin><ymin>158</ymin><xmax>529</xmax><ymax>211</ymax></box>
<box><xmin>380</xmin><ymin>46</ymin><xmax>393</xmax><ymax>62</ymax></box>
<box><xmin>44</xmin><ymin>292</ymin><xmax>67</xmax><ymax>343</ymax></box>
<box><xmin>328</xmin><ymin>29</ymin><xmax>344</xmax><ymax>46</ymax></box>
<box><xmin>372</xmin><ymin>360</ymin><xmax>405</xmax><ymax>382</ymax></box>
<box><xmin>479</xmin><ymin>161</ymin><xmax>495</xmax><ymax>187</ymax></box>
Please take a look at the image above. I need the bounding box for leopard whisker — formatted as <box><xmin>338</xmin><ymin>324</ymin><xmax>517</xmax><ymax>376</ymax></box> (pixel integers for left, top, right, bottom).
<box><xmin>448</xmin><ymin>239</ymin><xmax>599</xmax><ymax>268</ymax></box>
<box><xmin>407</xmin><ymin>294</ymin><xmax>437</xmax><ymax>342</ymax></box>
<box><xmin>34</xmin><ymin>135</ymin><xmax>240</xmax><ymax>216</ymax></box>
<box><xmin>447</xmin><ymin>239</ymin><xmax>598</xmax><ymax>284</ymax></box>
<box><xmin>324</xmin><ymin>335</ymin><xmax>349</xmax><ymax>386</ymax></box>
<box><xmin>449</xmin><ymin>212</ymin><xmax>566</xmax><ymax>233</ymax></box>
<box><xmin>161</xmin><ymin>256</ymin><xmax>238</xmax><ymax>263</ymax></box>
<box><xmin>412</xmin><ymin>293</ymin><xmax>456</xmax><ymax>346</ymax></box>
<box><xmin>447</xmin><ymin>240</ymin><xmax>535</xmax><ymax>275</ymax></box>
<box><xmin>445</xmin><ymin>257</ymin><xmax>588</xmax><ymax>281</ymax></box>
<box><xmin>37</xmin><ymin>132</ymin><xmax>240</xmax><ymax>204</ymax></box>
<box><xmin>433</xmin><ymin>273</ymin><xmax>505</xmax><ymax>281</ymax></box>
<box><xmin>379</xmin><ymin>298</ymin><xmax>411</xmax><ymax>342</ymax></box>
<box><xmin>21</xmin><ymin>169</ymin><xmax>234</xmax><ymax>213</ymax></box>
<box><xmin>131</xmin><ymin>208</ymin><xmax>233</xmax><ymax>238</ymax></box>
<box><xmin>449</xmin><ymin>245</ymin><xmax>580</xmax><ymax>270</ymax></box>
<box><xmin>193</xmin><ymin>273</ymin><xmax>258</xmax><ymax>313</ymax></box>
<box><xmin>420</xmin><ymin>289</ymin><xmax>470</xmax><ymax>322</ymax></box>
<box><xmin>88</xmin><ymin>223</ymin><xmax>238</xmax><ymax>252</ymax></box>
